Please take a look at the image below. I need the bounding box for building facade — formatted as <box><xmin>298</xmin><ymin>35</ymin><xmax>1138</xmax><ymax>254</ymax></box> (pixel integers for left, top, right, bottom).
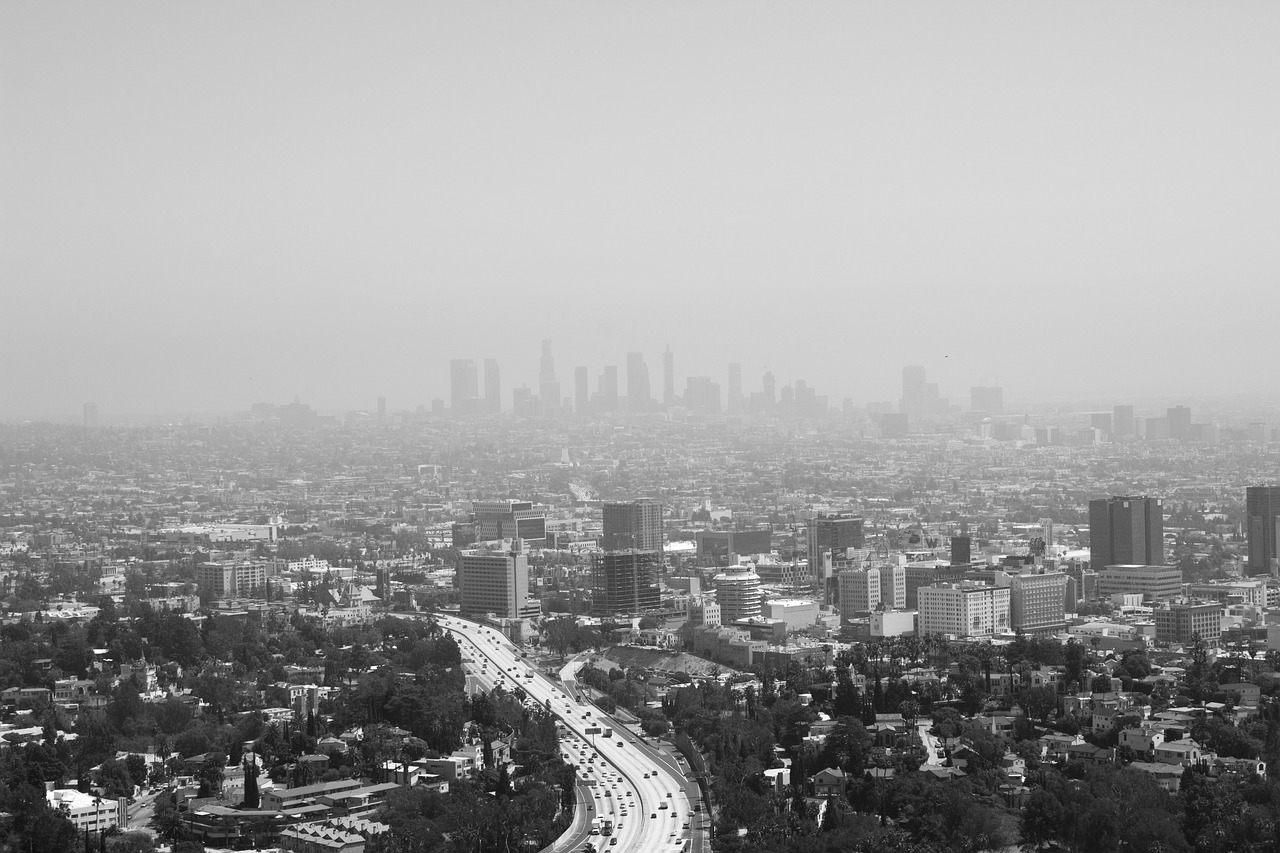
<box><xmin>1009</xmin><ymin>571</ymin><xmax>1068</xmax><ymax>634</ymax></box>
<box><xmin>472</xmin><ymin>501</ymin><xmax>546</xmax><ymax>545</ymax></box>
<box><xmin>1246</xmin><ymin>486</ymin><xmax>1280</xmax><ymax>577</ymax></box>
<box><xmin>1089</xmin><ymin>496</ymin><xmax>1164</xmax><ymax>569</ymax></box>
<box><xmin>713</xmin><ymin>565</ymin><xmax>763</xmax><ymax>623</ymax></box>
<box><xmin>1154</xmin><ymin>600</ymin><xmax>1223</xmax><ymax>645</ymax></box>
<box><xmin>1097</xmin><ymin>564</ymin><xmax>1183</xmax><ymax>602</ymax></box>
<box><xmin>917</xmin><ymin>583</ymin><xmax>1010</xmax><ymax>638</ymax></box>
<box><xmin>590</xmin><ymin>550</ymin><xmax>662</xmax><ymax>616</ymax></box>
<box><xmin>456</xmin><ymin>546</ymin><xmax>534</xmax><ymax>619</ymax></box>
<box><xmin>196</xmin><ymin>561</ymin><xmax>268</xmax><ymax>599</ymax></box>
<box><xmin>601</xmin><ymin>500</ymin><xmax>664</xmax><ymax>552</ymax></box>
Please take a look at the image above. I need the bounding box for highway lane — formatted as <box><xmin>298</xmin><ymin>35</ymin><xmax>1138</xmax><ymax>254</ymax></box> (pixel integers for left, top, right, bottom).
<box><xmin>440</xmin><ymin>616</ymin><xmax>693</xmax><ymax>853</ymax></box>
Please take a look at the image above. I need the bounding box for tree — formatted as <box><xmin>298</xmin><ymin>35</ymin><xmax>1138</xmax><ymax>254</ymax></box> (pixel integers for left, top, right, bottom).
<box><xmin>1019</xmin><ymin>686</ymin><xmax>1058</xmax><ymax>722</ymax></box>
<box><xmin>242</xmin><ymin>756</ymin><xmax>259</xmax><ymax>808</ymax></box>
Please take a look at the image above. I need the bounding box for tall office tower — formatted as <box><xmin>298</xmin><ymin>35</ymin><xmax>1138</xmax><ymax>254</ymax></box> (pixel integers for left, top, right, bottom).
<box><xmin>457</xmin><ymin>544</ymin><xmax>536</xmax><ymax>619</ymax></box>
<box><xmin>597</xmin><ymin>366</ymin><xmax>619</xmax><ymax>412</ymax></box>
<box><xmin>591</xmin><ymin>550</ymin><xmax>662</xmax><ymax>616</ymax></box>
<box><xmin>512</xmin><ymin>386</ymin><xmax>536</xmax><ymax>417</ymax></box>
<box><xmin>1245</xmin><ymin>486</ymin><xmax>1280</xmax><ymax>576</ymax></box>
<box><xmin>377</xmin><ymin>396</ymin><xmax>387</xmax><ymax>420</ymax></box>
<box><xmin>684</xmin><ymin>377</ymin><xmax>722</xmax><ymax>415</ymax></box>
<box><xmin>1088</xmin><ymin>496</ymin><xmax>1165</xmax><ymax>570</ymax></box>
<box><xmin>574</xmin><ymin>366</ymin><xmax>590</xmax><ymax>416</ymax></box>
<box><xmin>901</xmin><ymin>365</ymin><xmax>926</xmax><ymax>415</ymax></box>
<box><xmin>663</xmin><ymin>345</ymin><xmax>675</xmax><ymax>406</ymax></box>
<box><xmin>1113</xmin><ymin>405</ymin><xmax>1135</xmax><ymax>436</ymax></box>
<box><xmin>809</xmin><ymin>512</ymin><xmax>865</xmax><ymax>603</ymax></box>
<box><xmin>484</xmin><ymin>358</ymin><xmax>501</xmax><ymax>414</ymax></box>
<box><xmin>713</xmin><ymin>564</ymin><xmax>763</xmax><ymax>622</ymax></box>
<box><xmin>727</xmin><ymin>363</ymin><xmax>744</xmax><ymax>415</ymax></box>
<box><xmin>538</xmin><ymin>339</ymin><xmax>560</xmax><ymax>415</ymax></box>
<box><xmin>602</xmin><ymin>499</ymin><xmax>664</xmax><ymax>552</ymax></box>
<box><xmin>1167</xmin><ymin>406</ymin><xmax>1192</xmax><ymax>440</ymax></box>
<box><xmin>838</xmin><ymin>568</ymin><xmax>881</xmax><ymax>614</ymax></box>
<box><xmin>1009</xmin><ymin>572</ymin><xmax>1068</xmax><ymax>633</ymax></box>
<box><xmin>83</xmin><ymin>402</ymin><xmax>98</xmax><ymax>428</ymax></box>
<box><xmin>970</xmin><ymin>386</ymin><xmax>1004</xmax><ymax>414</ymax></box>
<box><xmin>1090</xmin><ymin>412</ymin><xmax>1113</xmax><ymax>433</ymax></box>
<box><xmin>950</xmin><ymin>535</ymin><xmax>972</xmax><ymax>565</ymax></box>
<box><xmin>626</xmin><ymin>352</ymin><xmax>652</xmax><ymax>413</ymax></box>
<box><xmin>762</xmin><ymin>371</ymin><xmax>776</xmax><ymax>409</ymax></box>
<box><xmin>449</xmin><ymin>359</ymin><xmax>479</xmax><ymax>415</ymax></box>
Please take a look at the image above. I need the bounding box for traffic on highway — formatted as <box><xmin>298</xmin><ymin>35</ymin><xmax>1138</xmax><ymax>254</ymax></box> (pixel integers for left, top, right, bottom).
<box><xmin>437</xmin><ymin>616</ymin><xmax>694</xmax><ymax>853</ymax></box>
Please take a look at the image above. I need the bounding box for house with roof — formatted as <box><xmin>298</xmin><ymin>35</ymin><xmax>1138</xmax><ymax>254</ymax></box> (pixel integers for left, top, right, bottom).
<box><xmin>1127</xmin><ymin>760</ymin><xmax>1182</xmax><ymax>793</ymax></box>
<box><xmin>809</xmin><ymin>767</ymin><xmax>851</xmax><ymax>797</ymax></box>
<box><xmin>1152</xmin><ymin>739</ymin><xmax>1212</xmax><ymax>767</ymax></box>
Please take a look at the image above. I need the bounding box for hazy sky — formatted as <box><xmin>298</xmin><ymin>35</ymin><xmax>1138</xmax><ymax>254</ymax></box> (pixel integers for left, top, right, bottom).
<box><xmin>3</xmin><ymin>2</ymin><xmax>1278</xmax><ymax>421</ymax></box>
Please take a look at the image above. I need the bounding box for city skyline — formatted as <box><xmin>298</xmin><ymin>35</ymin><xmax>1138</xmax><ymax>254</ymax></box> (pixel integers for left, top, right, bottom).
<box><xmin>4</xmin><ymin>4</ymin><xmax>1280</xmax><ymax>420</ymax></box>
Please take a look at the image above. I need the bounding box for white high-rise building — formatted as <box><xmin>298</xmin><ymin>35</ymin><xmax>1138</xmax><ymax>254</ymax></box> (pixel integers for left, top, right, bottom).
<box><xmin>713</xmin><ymin>565</ymin><xmax>762</xmax><ymax>622</ymax></box>
<box><xmin>839</xmin><ymin>565</ymin><xmax>906</xmax><ymax>617</ymax></box>
<box><xmin>918</xmin><ymin>583</ymin><xmax>1010</xmax><ymax>638</ymax></box>
<box><xmin>457</xmin><ymin>543</ymin><xmax>539</xmax><ymax>619</ymax></box>
<box><xmin>839</xmin><ymin>568</ymin><xmax>881</xmax><ymax>614</ymax></box>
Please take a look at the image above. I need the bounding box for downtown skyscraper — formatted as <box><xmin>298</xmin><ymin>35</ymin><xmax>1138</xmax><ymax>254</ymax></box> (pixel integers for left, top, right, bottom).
<box><xmin>538</xmin><ymin>339</ymin><xmax>560</xmax><ymax>415</ymax></box>
<box><xmin>627</xmin><ymin>352</ymin><xmax>652</xmax><ymax>413</ymax></box>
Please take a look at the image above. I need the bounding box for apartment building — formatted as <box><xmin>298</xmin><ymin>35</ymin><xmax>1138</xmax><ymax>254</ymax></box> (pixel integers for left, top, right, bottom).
<box><xmin>918</xmin><ymin>583</ymin><xmax>1010</xmax><ymax>638</ymax></box>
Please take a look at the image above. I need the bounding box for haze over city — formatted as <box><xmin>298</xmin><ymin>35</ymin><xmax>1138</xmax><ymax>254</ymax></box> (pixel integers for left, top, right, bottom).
<box><xmin>3</xmin><ymin>2</ymin><xmax>1279</xmax><ymax>421</ymax></box>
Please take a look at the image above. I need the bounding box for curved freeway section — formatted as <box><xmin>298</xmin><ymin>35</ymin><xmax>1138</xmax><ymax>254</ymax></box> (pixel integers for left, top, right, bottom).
<box><xmin>440</xmin><ymin>616</ymin><xmax>694</xmax><ymax>853</ymax></box>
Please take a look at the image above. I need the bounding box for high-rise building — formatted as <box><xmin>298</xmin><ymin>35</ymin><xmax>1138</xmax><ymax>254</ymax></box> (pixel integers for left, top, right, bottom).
<box><xmin>512</xmin><ymin>386</ymin><xmax>536</xmax><ymax>417</ymax></box>
<box><xmin>1097</xmin><ymin>564</ymin><xmax>1183</xmax><ymax>602</ymax></box>
<box><xmin>597</xmin><ymin>366</ymin><xmax>619</xmax><ymax>412</ymax></box>
<box><xmin>1088</xmin><ymin>496</ymin><xmax>1164</xmax><ymax>570</ymax></box>
<box><xmin>901</xmin><ymin>365</ymin><xmax>926</xmax><ymax>416</ymax></box>
<box><xmin>1246</xmin><ymin>486</ymin><xmax>1280</xmax><ymax>577</ymax></box>
<box><xmin>377</xmin><ymin>396</ymin><xmax>387</xmax><ymax>420</ymax></box>
<box><xmin>918</xmin><ymin>583</ymin><xmax>1010</xmax><ymax>638</ymax></box>
<box><xmin>663</xmin><ymin>346</ymin><xmax>675</xmax><ymax>407</ymax></box>
<box><xmin>1113</xmin><ymin>405</ymin><xmax>1135</xmax><ymax>436</ymax></box>
<box><xmin>809</xmin><ymin>512</ymin><xmax>865</xmax><ymax>601</ymax></box>
<box><xmin>626</xmin><ymin>352</ymin><xmax>652</xmax><ymax>413</ymax></box>
<box><xmin>484</xmin><ymin>359</ymin><xmax>501</xmax><ymax>415</ymax></box>
<box><xmin>684</xmin><ymin>377</ymin><xmax>721</xmax><ymax>415</ymax></box>
<box><xmin>970</xmin><ymin>386</ymin><xmax>1004</xmax><ymax>414</ymax></box>
<box><xmin>450</xmin><ymin>359</ymin><xmax>479</xmax><ymax>415</ymax></box>
<box><xmin>727</xmin><ymin>363</ymin><xmax>743</xmax><ymax>415</ymax></box>
<box><xmin>602</xmin><ymin>499</ymin><xmax>664</xmax><ymax>552</ymax></box>
<box><xmin>838</xmin><ymin>568</ymin><xmax>879</xmax><ymax>616</ymax></box>
<box><xmin>713</xmin><ymin>565</ymin><xmax>763</xmax><ymax>622</ymax></box>
<box><xmin>591</xmin><ymin>550</ymin><xmax>662</xmax><ymax>616</ymax></box>
<box><xmin>538</xmin><ymin>339</ymin><xmax>559</xmax><ymax>416</ymax></box>
<box><xmin>83</xmin><ymin>402</ymin><xmax>98</xmax><ymax>428</ymax></box>
<box><xmin>762</xmin><ymin>371</ymin><xmax>776</xmax><ymax>409</ymax></box>
<box><xmin>471</xmin><ymin>500</ymin><xmax>546</xmax><ymax>545</ymax></box>
<box><xmin>1008</xmin><ymin>571</ymin><xmax>1068</xmax><ymax>634</ymax></box>
<box><xmin>1167</xmin><ymin>406</ymin><xmax>1192</xmax><ymax>440</ymax></box>
<box><xmin>457</xmin><ymin>544</ymin><xmax>537</xmax><ymax>619</ymax></box>
<box><xmin>574</xmin><ymin>366</ymin><xmax>590</xmax><ymax>417</ymax></box>
<box><xmin>951</xmin><ymin>535</ymin><xmax>972</xmax><ymax>565</ymax></box>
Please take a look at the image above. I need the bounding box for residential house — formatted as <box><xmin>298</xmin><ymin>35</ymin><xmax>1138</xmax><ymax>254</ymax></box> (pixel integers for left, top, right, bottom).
<box><xmin>809</xmin><ymin>768</ymin><xmax>850</xmax><ymax>797</ymax></box>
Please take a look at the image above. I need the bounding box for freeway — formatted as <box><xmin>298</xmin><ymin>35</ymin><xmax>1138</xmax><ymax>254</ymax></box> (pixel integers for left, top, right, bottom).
<box><xmin>440</xmin><ymin>616</ymin><xmax>694</xmax><ymax>853</ymax></box>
